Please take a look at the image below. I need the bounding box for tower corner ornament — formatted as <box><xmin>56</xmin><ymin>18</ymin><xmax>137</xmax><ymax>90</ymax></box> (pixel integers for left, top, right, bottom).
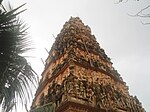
<box><xmin>30</xmin><ymin>17</ymin><xmax>145</xmax><ymax>112</ymax></box>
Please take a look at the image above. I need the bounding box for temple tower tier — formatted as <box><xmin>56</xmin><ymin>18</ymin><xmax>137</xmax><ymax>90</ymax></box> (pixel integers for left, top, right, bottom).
<box><xmin>30</xmin><ymin>17</ymin><xmax>145</xmax><ymax>112</ymax></box>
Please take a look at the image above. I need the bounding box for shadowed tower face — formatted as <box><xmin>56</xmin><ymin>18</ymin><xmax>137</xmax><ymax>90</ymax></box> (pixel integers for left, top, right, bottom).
<box><xmin>30</xmin><ymin>17</ymin><xmax>145</xmax><ymax>112</ymax></box>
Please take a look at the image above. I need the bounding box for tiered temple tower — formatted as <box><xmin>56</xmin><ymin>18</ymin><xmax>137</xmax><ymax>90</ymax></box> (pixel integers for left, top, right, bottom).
<box><xmin>30</xmin><ymin>17</ymin><xmax>145</xmax><ymax>112</ymax></box>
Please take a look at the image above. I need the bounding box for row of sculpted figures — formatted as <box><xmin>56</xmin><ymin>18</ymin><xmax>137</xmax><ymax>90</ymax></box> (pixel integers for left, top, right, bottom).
<box><xmin>38</xmin><ymin>74</ymin><xmax>145</xmax><ymax>112</ymax></box>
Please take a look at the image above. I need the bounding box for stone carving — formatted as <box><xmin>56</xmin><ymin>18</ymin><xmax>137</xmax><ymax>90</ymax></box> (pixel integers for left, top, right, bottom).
<box><xmin>31</xmin><ymin>17</ymin><xmax>145</xmax><ymax>112</ymax></box>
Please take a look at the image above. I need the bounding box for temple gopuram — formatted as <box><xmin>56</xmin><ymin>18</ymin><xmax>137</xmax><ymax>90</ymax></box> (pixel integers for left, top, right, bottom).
<box><xmin>30</xmin><ymin>17</ymin><xmax>145</xmax><ymax>112</ymax></box>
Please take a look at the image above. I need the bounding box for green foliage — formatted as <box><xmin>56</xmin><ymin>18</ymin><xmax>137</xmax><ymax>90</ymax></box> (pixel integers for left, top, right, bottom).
<box><xmin>0</xmin><ymin>2</ymin><xmax>38</xmax><ymax>112</ymax></box>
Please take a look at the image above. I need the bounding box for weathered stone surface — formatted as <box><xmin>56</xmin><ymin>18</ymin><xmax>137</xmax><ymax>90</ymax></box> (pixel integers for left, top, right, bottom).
<box><xmin>30</xmin><ymin>17</ymin><xmax>145</xmax><ymax>112</ymax></box>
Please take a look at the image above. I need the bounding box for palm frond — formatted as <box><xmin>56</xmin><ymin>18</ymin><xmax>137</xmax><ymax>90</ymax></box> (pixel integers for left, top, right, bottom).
<box><xmin>0</xmin><ymin>0</ymin><xmax>3</xmax><ymax>4</ymax></box>
<box><xmin>0</xmin><ymin>2</ymin><xmax>38</xmax><ymax>112</ymax></box>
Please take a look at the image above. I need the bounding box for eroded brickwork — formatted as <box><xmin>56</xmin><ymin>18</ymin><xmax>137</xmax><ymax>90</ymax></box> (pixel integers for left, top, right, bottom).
<box><xmin>30</xmin><ymin>17</ymin><xmax>145</xmax><ymax>112</ymax></box>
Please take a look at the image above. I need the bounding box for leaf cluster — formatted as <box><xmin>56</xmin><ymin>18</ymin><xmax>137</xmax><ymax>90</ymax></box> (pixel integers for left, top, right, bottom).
<box><xmin>0</xmin><ymin>1</ymin><xmax>38</xmax><ymax>112</ymax></box>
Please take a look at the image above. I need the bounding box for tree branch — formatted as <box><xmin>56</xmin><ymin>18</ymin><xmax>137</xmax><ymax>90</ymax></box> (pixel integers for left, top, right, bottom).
<box><xmin>135</xmin><ymin>5</ymin><xmax>150</xmax><ymax>18</ymax></box>
<box><xmin>115</xmin><ymin>0</ymin><xmax>139</xmax><ymax>4</ymax></box>
<box><xmin>116</xmin><ymin>0</ymin><xmax>150</xmax><ymax>24</ymax></box>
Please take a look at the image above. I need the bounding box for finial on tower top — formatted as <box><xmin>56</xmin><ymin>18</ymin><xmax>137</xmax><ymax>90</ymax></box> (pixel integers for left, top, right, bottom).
<box><xmin>69</xmin><ymin>16</ymin><xmax>83</xmax><ymax>23</ymax></box>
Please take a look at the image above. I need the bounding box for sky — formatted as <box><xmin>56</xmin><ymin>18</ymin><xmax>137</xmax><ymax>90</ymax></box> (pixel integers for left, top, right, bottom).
<box><xmin>3</xmin><ymin>0</ymin><xmax>150</xmax><ymax>111</ymax></box>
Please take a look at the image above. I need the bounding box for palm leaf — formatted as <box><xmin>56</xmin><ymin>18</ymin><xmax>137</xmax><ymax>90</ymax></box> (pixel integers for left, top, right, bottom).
<box><xmin>0</xmin><ymin>2</ymin><xmax>38</xmax><ymax>112</ymax></box>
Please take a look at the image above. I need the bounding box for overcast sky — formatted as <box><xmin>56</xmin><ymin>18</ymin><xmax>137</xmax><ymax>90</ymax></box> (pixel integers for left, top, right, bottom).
<box><xmin>4</xmin><ymin>0</ymin><xmax>150</xmax><ymax>111</ymax></box>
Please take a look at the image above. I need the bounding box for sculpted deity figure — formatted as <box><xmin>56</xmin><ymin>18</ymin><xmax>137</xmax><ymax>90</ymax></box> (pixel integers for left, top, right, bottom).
<box><xmin>79</xmin><ymin>81</ymin><xmax>85</xmax><ymax>98</ymax></box>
